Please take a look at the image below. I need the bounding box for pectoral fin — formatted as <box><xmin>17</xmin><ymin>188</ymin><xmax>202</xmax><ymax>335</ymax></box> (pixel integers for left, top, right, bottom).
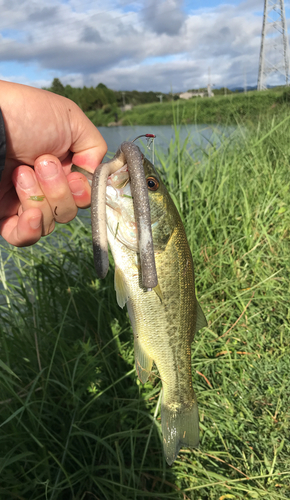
<box><xmin>134</xmin><ymin>338</ymin><xmax>153</xmax><ymax>384</ymax></box>
<box><xmin>114</xmin><ymin>266</ymin><xmax>130</xmax><ymax>308</ymax></box>
<box><xmin>153</xmin><ymin>283</ymin><xmax>163</xmax><ymax>303</ymax></box>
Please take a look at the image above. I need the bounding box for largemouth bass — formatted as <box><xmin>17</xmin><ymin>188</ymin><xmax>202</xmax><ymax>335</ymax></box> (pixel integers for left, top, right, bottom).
<box><xmin>105</xmin><ymin>157</ymin><xmax>207</xmax><ymax>465</ymax></box>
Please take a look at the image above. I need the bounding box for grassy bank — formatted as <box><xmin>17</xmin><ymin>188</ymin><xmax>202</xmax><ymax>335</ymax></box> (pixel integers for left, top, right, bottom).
<box><xmin>0</xmin><ymin>115</ymin><xmax>290</xmax><ymax>499</ymax></box>
<box><xmin>88</xmin><ymin>88</ymin><xmax>290</xmax><ymax>127</ymax></box>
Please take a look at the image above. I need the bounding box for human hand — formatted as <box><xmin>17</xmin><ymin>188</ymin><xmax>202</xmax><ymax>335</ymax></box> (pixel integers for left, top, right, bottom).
<box><xmin>0</xmin><ymin>80</ymin><xmax>107</xmax><ymax>246</ymax></box>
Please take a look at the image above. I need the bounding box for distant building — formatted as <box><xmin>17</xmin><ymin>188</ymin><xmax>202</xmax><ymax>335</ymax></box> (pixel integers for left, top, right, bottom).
<box><xmin>121</xmin><ymin>104</ymin><xmax>133</xmax><ymax>112</ymax></box>
<box><xmin>179</xmin><ymin>91</ymin><xmax>206</xmax><ymax>99</ymax></box>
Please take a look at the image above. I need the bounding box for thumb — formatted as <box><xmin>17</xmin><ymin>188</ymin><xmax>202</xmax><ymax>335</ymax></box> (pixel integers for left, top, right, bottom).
<box><xmin>68</xmin><ymin>103</ymin><xmax>107</xmax><ymax>173</ymax></box>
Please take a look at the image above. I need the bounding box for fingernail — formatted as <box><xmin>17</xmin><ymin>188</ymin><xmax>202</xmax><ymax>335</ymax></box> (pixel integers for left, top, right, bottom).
<box><xmin>17</xmin><ymin>171</ymin><xmax>36</xmax><ymax>189</ymax></box>
<box><xmin>38</xmin><ymin>160</ymin><xmax>59</xmax><ymax>180</ymax></box>
<box><xmin>29</xmin><ymin>215</ymin><xmax>42</xmax><ymax>230</ymax></box>
<box><xmin>69</xmin><ymin>178</ymin><xmax>85</xmax><ymax>196</ymax></box>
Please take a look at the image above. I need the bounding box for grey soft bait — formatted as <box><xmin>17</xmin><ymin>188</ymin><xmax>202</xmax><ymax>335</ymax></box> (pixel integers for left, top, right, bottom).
<box><xmin>90</xmin><ymin>141</ymin><xmax>158</xmax><ymax>290</ymax></box>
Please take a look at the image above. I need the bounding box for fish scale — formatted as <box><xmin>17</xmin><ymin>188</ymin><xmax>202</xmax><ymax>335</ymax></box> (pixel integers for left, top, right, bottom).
<box><xmin>106</xmin><ymin>157</ymin><xmax>207</xmax><ymax>465</ymax></box>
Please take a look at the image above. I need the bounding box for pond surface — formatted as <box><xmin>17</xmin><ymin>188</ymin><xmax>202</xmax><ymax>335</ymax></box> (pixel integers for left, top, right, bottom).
<box><xmin>98</xmin><ymin>124</ymin><xmax>235</xmax><ymax>160</ymax></box>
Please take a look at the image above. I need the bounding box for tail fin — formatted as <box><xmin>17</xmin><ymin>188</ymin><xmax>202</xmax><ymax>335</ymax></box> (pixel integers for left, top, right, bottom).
<box><xmin>161</xmin><ymin>398</ymin><xmax>199</xmax><ymax>466</ymax></box>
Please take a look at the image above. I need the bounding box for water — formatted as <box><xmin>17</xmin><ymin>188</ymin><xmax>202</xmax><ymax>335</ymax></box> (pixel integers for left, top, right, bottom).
<box><xmin>0</xmin><ymin>124</ymin><xmax>236</xmax><ymax>293</ymax></box>
<box><xmin>98</xmin><ymin>124</ymin><xmax>235</xmax><ymax>161</ymax></box>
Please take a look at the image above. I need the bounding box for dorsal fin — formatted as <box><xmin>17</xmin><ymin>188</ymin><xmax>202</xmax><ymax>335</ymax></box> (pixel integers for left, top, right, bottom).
<box><xmin>195</xmin><ymin>301</ymin><xmax>207</xmax><ymax>333</ymax></box>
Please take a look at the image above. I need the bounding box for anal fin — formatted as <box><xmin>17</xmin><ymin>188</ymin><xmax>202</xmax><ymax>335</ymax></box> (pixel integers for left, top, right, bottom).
<box><xmin>134</xmin><ymin>338</ymin><xmax>153</xmax><ymax>384</ymax></box>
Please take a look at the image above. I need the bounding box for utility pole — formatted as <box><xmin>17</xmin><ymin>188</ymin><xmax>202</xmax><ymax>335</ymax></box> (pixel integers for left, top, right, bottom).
<box><xmin>157</xmin><ymin>94</ymin><xmax>163</xmax><ymax>103</ymax></box>
<box><xmin>207</xmin><ymin>67</ymin><xmax>214</xmax><ymax>97</ymax></box>
<box><xmin>244</xmin><ymin>66</ymin><xmax>247</xmax><ymax>93</ymax></box>
<box><xmin>258</xmin><ymin>0</ymin><xmax>290</xmax><ymax>90</ymax></box>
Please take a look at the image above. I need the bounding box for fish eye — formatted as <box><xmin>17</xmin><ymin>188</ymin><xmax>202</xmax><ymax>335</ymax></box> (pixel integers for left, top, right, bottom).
<box><xmin>147</xmin><ymin>176</ymin><xmax>159</xmax><ymax>191</ymax></box>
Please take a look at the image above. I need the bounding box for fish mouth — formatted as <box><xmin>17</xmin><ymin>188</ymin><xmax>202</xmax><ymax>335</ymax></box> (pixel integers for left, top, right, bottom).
<box><xmin>106</xmin><ymin>186</ymin><xmax>122</xmax><ymax>213</ymax></box>
<box><xmin>107</xmin><ymin>164</ymin><xmax>129</xmax><ymax>189</ymax></box>
<box><xmin>105</xmin><ymin>164</ymin><xmax>139</xmax><ymax>250</ymax></box>
<box><xmin>106</xmin><ymin>164</ymin><xmax>131</xmax><ymax>212</ymax></box>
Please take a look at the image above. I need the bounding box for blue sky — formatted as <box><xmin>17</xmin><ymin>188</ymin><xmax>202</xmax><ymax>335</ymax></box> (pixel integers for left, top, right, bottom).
<box><xmin>0</xmin><ymin>0</ymin><xmax>290</xmax><ymax>92</ymax></box>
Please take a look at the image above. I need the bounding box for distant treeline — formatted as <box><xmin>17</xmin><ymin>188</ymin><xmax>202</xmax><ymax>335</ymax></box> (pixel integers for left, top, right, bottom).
<box><xmin>45</xmin><ymin>78</ymin><xmax>171</xmax><ymax>112</ymax></box>
<box><xmin>45</xmin><ymin>78</ymin><xmax>290</xmax><ymax>127</ymax></box>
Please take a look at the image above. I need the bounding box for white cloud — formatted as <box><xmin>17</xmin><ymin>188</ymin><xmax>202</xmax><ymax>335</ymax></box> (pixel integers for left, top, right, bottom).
<box><xmin>0</xmin><ymin>0</ymin><xmax>288</xmax><ymax>91</ymax></box>
<box><xmin>141</xmin><ymin>0</ymin><xmax>186</xmax><ymax>35</ymax></box>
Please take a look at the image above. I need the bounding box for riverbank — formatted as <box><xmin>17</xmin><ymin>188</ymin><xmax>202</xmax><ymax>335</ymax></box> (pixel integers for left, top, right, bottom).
<box><xmin>1</xmin><ymin>114</ymin><xmax>289</xmax><ymax>499</ymax></box>
<box><xmin>87</xmin><ymin>87</ymin><xmax>290</xmax><ymax>127</ymax></box>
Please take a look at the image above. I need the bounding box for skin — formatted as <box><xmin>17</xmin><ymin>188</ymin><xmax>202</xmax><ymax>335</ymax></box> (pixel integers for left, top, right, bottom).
<box><xmin>0</xmin><ymin>80</ymin><xmax>107</xmax><ymax>247</ymax></box>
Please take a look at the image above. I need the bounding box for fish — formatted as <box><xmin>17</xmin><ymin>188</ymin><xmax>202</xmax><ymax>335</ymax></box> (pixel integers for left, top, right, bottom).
<box><xmin>105</xmin><ymin>157</ymin><xmax>207</xmax><ymax>465</ymax></box>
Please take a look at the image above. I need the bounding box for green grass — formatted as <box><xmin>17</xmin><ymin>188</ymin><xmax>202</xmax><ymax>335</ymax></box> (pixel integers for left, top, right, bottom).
<box><xmin>87</xmin><ymin>87</ymin><xmax>290</xmax><ymax>127</ymax></box>
<box><xmin>1</xmin><ymin>113</ymin><xmax>290</xmax><ymax>499</ymax></box>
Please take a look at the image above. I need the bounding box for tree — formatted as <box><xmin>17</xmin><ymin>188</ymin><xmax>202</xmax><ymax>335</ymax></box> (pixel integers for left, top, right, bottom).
<box><xmin>50</xmin><ymin>78</ymin><xmax>65</xmax><ymax>96</ymax></box>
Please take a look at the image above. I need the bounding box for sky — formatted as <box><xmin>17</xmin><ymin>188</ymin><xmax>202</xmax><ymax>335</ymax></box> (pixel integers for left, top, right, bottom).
<box><xmin>1</xmin><ymin>0</ymin><xmax>290</xmax><ymax>92</ymax></box>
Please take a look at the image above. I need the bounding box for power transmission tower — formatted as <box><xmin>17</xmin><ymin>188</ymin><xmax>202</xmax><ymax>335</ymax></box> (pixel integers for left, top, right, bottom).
<box><xmin>258</xmin><ymin>0</ymin><xmax>290</xmax><ymax>90</ymax></box>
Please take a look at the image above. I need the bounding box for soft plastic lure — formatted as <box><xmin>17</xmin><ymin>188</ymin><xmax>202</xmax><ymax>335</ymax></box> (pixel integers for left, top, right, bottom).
<box><xmin>91</xmin><ymin>141</ymin><xmax>157</xmax><ymax>290</ymax></box>
<box><xmin>72</xmin><ymin>140</ymin><xmax>158</xmax><ymax>290</ymax></box>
